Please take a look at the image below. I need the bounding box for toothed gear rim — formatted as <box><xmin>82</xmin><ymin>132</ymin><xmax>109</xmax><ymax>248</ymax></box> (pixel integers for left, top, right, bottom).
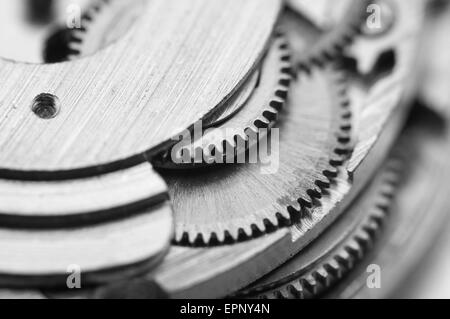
<box><xmin>153</xmin><ymin>34</ymin><xmax>292</xmax><ymax>169</ymax></box>
<box><xmin>162</xmin><ymin>64</ymin><xmax>353</xmax><ymax>246</ymax></box>
<box><xmin>235</xmin><ymin>156</ymin><xmax>403</xmax><ymax>299</ymax></box>
<box><xmin>283</xmin><ymin>0</ymin><xmax>369</xmax><ymax>66</ymax></box>
<box><xmin>67</xmin><ymin>0</ymin><xmax>145</xmax><ymax>59</ymax></box>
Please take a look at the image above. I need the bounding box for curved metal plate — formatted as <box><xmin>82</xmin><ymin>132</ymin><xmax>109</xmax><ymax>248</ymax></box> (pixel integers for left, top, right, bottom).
<box><xmin>0</xmin><ymin>163</ymin><xmax>168</xmax><ymax>227</ymax></box>
<box><xmin>0</xmin><ymin>0</ymin><xmax>281</xmax><ymax>178</ymax></box>
<box><xmin>0</xmin><ymin>202</ymin><xmax>173</xmax><ymax>288</ymax></box>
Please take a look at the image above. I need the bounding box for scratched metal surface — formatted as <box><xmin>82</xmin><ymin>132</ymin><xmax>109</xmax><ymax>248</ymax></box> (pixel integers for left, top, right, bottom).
<box><xmin>0</xmin><ymin>0</ymin><xmax>281</xmax><ymax>177</ymax></box>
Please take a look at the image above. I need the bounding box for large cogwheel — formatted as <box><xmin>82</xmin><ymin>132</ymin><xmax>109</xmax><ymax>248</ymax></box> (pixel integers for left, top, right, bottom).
<box><xmin>68</xmin><ymin>0</ymin><xmax>288</xmax><ymax>169</ymax></box>
<box><xmin>235</xmin><ymin>155</ymin><xmax>403</xmax><ymax>299</ymax></box>
<box><xmin>154</xmin><ymin>34</ymin><xmax>292</xmax><ymax>168</ymax></box>
<box><xmin>162</xmin><ymin>65</ymin><xmax>353</xmax><ymax>246</ymax></box>
<box><xmin>284</xmin><ymin>0</ymin><xmax>369</xmax><ymax>65</ymax></box>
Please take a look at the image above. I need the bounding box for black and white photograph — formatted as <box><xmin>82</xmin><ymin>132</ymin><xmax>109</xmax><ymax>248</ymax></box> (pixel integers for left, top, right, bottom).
<box><xmin>0</xmin><ymin>0</ymin><xmax>449</xmax><ymax>304</ymax></box>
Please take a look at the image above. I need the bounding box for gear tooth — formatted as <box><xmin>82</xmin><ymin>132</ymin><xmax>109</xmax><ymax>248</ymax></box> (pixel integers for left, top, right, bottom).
<box><xmin>278</xmin><ymin>209</ymin><xmax>291</xmax><ymax>223</ymax></box>
<box><xmin>242</xmin><ymin>224</ymin><xmax>254</xmax><ymax>238</ymax></box>
<box><xmin>309</xmin><ymin>183</ymin><xmax>324</xmax><ymax>197</ymax></box>
<box><xmin>376</xmin><ymin>197</ymin><xmax>391</xmax><ymax>211</ymax></box>
<box><xmin>68</xmin><ymin>42</ymin><xmax>82</xmax><ymax>53</ymax></box>
<box><xmin>174</xmin><ymin>231</ymin><xmax>183</xmax><ymax>244</ymax></box>
<box><xmin>254</xmin><ymin>117</ymin><xmax>271</xmax><ymax>129</ymax></box>
<box><xmin>289</xmin><ymin>201</ymin><xmax>302</xmax><ymax>214</ymax></box>
<box><xmin>336</xmin><ymin>250</ymin><xmax>352</xmax><ymax>268</ymax></box>
<box><xmin>355</xmin><ymin>229</ymin><xmax>372</xmax><ymax>244</ymax></box>
<box><xmin>345</xmin><ymin>238</ymin><xmax>359</xmax><ymax>251</ymax></box>
<box><xmin>315</xmin><ymin>176</ymin><xmax>331</xmax><ymax>190</ymax></box>
<box><xmin>279</xmin><ymin>71</ymin><xmax>292</xmax><ymax>84</ymax></box>
<box><xmin>254</xmin><ymin>219</ymin><xmax>266</xmax><ymax>234</ymax></box>
<box><xmin>287</xmin><ymin>282</ymin><xmax>304</xmax><ymax>299</ymax></box>
<box><xmin>203</xmin><ymin>232</ymin><xmax>213</xmax><ymax>245</ymax></box>
<box><xmin>380</xmin><ymin>179</ymin><xmax>396</xmax><ymax>194</ymax></box>
<box><xmin>285</xmin><ymin>0</ymin><xmax>367</xmax><ymax>66</ymax></box>
<box><xmin>365</xmin><ymin>219</ymin><xmax>381</xmax><ymax>234</ymax></box>
<box><xmin>324</xmin><ymin>260</ymin><xmax>343</xmax><ymax>279</ymax></box>
<box><xmin>370</xmin><ymin>207</ymin><xmax>387</xmax><ymax>223</ymax></box>
<box><xmin>187</xmin><ymin>231</ymin><xmax>197</xmax><ymax>245</ymax></box>
<box><xmin>301</xmin><ymin>276</ymin><xmax>318</xmax><ymax>295</ymax></box>
<box><xmin>227</xmin><ymin>228</ymin><xmax>239</xmax><ymax>242</ymax></box>
<box><xmin>264</xmin><ymin>215</ymin><xmax>278</xmax><ymax>230</ymax></box>
<box><xmin>292</xmin><ymin>280</ymin><xmax>304</xmax><ymax>294</ymax></box>
<box><xmin>216</xmin><ymin>230</ymin><xmax>226</xmax><ymax>244</ymax></box>
<box><xmin>313</xmin><ymin>267</ymin><xmax>330</xmax><ymax>286</ymax></box>
<box><xmin>345</xmin><ymin>241</ymin><xmax>364</xmax><ymax>259</ymax></box>
<box><xmin>269</xmin><ymin>96</ymin><xmax>287</xmax><ymax>112</ymax></box>
<box><xmin>363</xmin><ymin>223</ymin><xmax>378</xmax><ymax>239</ymax></box>
<box><xmin>355</xmin><ymin>234</ymin><xmax>373</xmax><ymax>252</ymax></box>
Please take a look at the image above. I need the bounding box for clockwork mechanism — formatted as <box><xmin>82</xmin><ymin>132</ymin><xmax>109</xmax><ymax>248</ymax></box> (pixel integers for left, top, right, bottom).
<box><xmin>0</xmin><ymin>0</ymin><xmax>449</xmax><ymax>301</ymax></box>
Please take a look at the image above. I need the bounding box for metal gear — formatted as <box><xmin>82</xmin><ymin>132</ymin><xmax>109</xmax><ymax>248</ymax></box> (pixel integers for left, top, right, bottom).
<box><xmin>27</xmin><ymin>102</ymin><xmax>405</xmax><ymax>299</ymax></box>
<box><xmin>153</xmin><ymin>35</ymin><xmax>291</xmax><ymax>168</ymax></box>
<box><xmin>161</xmin><ymin>64</ymin><xmax>352</xmax><ymax>246</ymax></box>
<box><xmin>67</xmin><ymin>0</ymin><xmax>145</xmax><ymax>59</ymax></box>
<box><xmin>0</xmin><ymin>0</ymin><xmax>283</xmax><ymax>177</ymax></box>
<box><xmin>327</xmin><ymin>110</ymin><xmax>450</xmax><ymax>299</ymax></box>
<box><xmin>30</xmin><ymin>68</ymin><xmax>411</xmax><ymax>299</ymax></box>
<box><xmin>283</xmin><ymin>0</ymin><xmax>369</xmax><ymax>66</ymax></box>
<box><xmin>68</xmin><ymin>0</ymin><xmax>277</xmax><ymax>169</ymax></box>
<box><xmin>235</xmin><ymin>155</ymin><xmax>403</xmax><ymax>299</ymax></box>
<box><xmin>67</xmin><ymin>0</ymin><xmax>263</xmax><ymax>130</ymax></box>
<box><xmin>0</xmin><ymin>0</ymin><xmax>442</xmax><ymax>300</ymax></box>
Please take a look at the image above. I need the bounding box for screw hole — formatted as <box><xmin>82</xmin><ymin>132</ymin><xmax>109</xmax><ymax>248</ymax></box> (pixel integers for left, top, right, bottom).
<box><xmin>31</xmin><ymin>93</ymin><xmax>60</xmax><ymax>119</ymax></box>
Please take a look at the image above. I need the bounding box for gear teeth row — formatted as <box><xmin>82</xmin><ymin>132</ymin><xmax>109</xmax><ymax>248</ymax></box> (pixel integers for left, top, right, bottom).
<box><xmin>169</xmin><ymin>64</ymin><xmax>354</xmax><ymax>247</ymax></box>
<box><xmin>244</xmin><ymin>157</ymin><xmax>404</xmax><ymax>299</ymax></box>
<box><xmin>325</xmin><ymin>66</ymin><xmax>354</xmax><ymax>170</ymax></box>
<box><xmin>285</xmin><ymin>0</ymin><xmax>370</xmax><ymax>67</ymax></box>
<box><xmin>239</xmin><ymin>34</ymin><xmax>292</xmax><ymax>135</ymax></box>
<box><xmin>156</xmin><ymin>33</ymin><xmax>292</xmax><ymax>168</ymax></box>
<box><xmin>285</xmin><ymin>65</ymin><xmax>353</xmax><ymax>212</ymax></box>
<box><xmin>66</xmin><ymin>0</ymin><xmax>111</xmax><ymax>59</ymax></box>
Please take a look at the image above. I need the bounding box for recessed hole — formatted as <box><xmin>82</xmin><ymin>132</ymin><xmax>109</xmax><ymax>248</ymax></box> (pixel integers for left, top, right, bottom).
<box><xmin>31</xmin><ymin>93</ymin><xmax>60</xmax><ymax>119</ymax></box>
